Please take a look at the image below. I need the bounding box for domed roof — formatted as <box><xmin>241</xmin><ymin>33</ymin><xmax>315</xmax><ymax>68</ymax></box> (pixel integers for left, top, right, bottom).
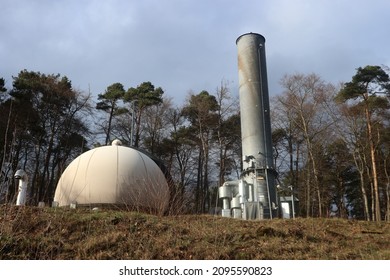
<box><xmin>54</xmin><ymin>140</ymin><xmax>170</xmax><ymax>213</ymax></box>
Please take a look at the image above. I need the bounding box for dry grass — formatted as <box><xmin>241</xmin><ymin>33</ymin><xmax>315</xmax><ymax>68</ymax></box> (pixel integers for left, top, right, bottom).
<box><xmin>0</xmin><ymin>205</ymin><xmax>389</xmax><ymax>260</ymax></box>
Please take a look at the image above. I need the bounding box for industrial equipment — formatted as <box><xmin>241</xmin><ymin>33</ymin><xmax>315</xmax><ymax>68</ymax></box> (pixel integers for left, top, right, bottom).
<box><xmin>218</xmin><ymin>33</ymin><xmax>278</xmax><ymax>219</ymax></box>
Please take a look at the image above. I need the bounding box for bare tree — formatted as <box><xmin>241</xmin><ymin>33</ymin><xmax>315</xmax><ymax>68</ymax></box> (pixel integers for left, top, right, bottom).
<box><xmin>277</xmin><ymin>73</ymin><xmax>337</xmax><ymax>217</ymax></box>
<box><xmin>213</xmin><ymin>80</ymin><xmax>240</xmax><ymax>186</ymax></box>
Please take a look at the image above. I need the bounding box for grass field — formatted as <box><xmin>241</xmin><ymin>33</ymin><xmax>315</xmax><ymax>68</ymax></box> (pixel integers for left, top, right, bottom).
<box><xmin>0</xmin><ymin>205</ymin><xmax>389</xmax><ymax>260</ymax></box>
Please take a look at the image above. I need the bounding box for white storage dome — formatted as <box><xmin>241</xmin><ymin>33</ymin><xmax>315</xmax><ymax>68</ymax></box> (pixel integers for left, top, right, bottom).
<box><xmin>53</xmin><ymin>140</ymin><xmax>170</xmax><ymax>213</ymax></box>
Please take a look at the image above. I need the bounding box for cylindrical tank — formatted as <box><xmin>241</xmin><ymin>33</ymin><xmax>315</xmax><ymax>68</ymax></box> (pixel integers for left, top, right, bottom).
<box><xmin>236</xmin><ymin>33</ymin><xmax>277</xmax><ymax>218</ymax></box>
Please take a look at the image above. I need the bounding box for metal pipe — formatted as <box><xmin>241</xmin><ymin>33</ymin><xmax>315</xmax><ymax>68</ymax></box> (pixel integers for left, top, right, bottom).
<box><xmin>14</xmin><ymin>169</ymin><xmax>28</xmax><ymax>206</ymax></box>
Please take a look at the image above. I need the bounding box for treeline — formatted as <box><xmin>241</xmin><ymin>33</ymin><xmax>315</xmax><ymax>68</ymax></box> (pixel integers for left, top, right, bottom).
<box><xmin>272</xmin><ymin>66</ymin><xmax>390</xmax><ymax>222</ymax></box>
<box><xmin>1</xmin><ymin>66</ymin><xmax>390</xmax><ymax>221</ymax></box>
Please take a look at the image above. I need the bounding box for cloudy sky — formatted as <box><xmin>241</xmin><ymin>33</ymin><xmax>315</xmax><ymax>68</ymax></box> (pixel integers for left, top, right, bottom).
<box><xmin>1</xmin><ymin>0</ymin><xmax>390</xmax><ymax>105</ymax></box>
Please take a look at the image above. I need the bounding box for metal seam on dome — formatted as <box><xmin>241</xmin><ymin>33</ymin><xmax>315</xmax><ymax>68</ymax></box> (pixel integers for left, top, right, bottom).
<box><xmin>116</xmin><ymin>145</ymin><xmax>119</xmax><ymax>199</ymax></box>
<box><xmin>82</xmin><ymin>148</ymin><xmax>99</xmax><ymax>204</ymax></box>
<box><xmin>137</xmin><ymin>150</ymin><xmax>149</xmax><ymax>182</ymax></box>
<box><xmin>66</xmin><ymin>155</ymin><xmax>82</xmax><ymax>203</ymax></box>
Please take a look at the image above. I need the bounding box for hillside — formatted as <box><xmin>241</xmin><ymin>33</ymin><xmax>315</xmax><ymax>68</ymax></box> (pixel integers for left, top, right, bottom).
<box><xmin>0</xmin><ymin>205</ymin><xmax>389</xmax><ymax>260</ymax></box>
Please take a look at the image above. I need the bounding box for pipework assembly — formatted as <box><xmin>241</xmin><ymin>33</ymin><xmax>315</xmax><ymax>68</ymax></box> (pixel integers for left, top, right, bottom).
<box><xmin>14</xmin><ymin>169</ymin><xmax>28</xmax><ymax>206</ymax></box>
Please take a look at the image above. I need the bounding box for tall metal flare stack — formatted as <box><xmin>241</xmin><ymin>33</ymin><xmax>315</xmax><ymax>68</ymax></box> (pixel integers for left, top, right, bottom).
<box><xmin>218</xmin><ymin>33</ymin><xmax>278</xmax><ymax>219</ymax></box>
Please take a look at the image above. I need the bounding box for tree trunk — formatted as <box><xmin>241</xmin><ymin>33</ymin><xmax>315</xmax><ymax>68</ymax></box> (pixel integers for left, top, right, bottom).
<box><xmin>337</xmin><ymin>179</ymin><xmax>347</xmax><ymax>218</ymax></box>
<box><xmin>288</xmin><ymin>134</ymin><xmax>294</xmax><ymax>188</ymax></box>
<box><xmin>39</xmin><ymin>123</ymin><xmax>57</xmax><ymax>202</ymax></box>
<box><xmin>305</xmin><ymin>161</ymin><xmax>311</xmax><ymax>218</ymax></box>
<box><xmin>305</xmin><ymin>136</ymin><xmax>322</xmax><ymax>217</ymax></box>
<box><xmin>295</xmin><ymin>143</ymin><xmax>300</xmax><ymax>204</ymax></box>
<box><xmin>30</xmin><ymin>139</ymin><xmax>44</xmax><ymax>204</ymax></box>
<box><xmin>134</xmin><ymin>107</ymin><xmax>143</xmax><ymax>148</ymax></box>
<box><xmin>195</xmin><ymin>148</ymin><xmax>202</xmax><ymax>213</ymax></box>
<box><xmin>352</xmin><ymin>151</ymin><xmax>370</xmax><ymax>220</ymax></box>
<box><xmin>384</xmin><ymin>156</ymin><xmax>390</xmax><ymax>221</ymax></box>
<box><xmin>203</xmin><ymin>152</ymin><xmax>209</xmax><ymax>212</ymax></box>
<box><xmin>105</xmin><ymin>104</ymin><xmax>115</xmax><ymax>145</ymax></box>
<box><xmin>386</xmin><ymin>183</ymin><xmax>390</xmax><ymax>222</ymax></box>
<box><xmin>365</xmin><ymin>105</ymin><xmax>381</xmax><ymax>221</ymax></box>
<box><xmin>311</xmin><ymin>154</ymin><xmax>322</xmax><ymax>217</ymax></box>
<box><xmin>0</xmin><ymin>100</ymin><xmax>13</xmax><ymax>199</ymax></box>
